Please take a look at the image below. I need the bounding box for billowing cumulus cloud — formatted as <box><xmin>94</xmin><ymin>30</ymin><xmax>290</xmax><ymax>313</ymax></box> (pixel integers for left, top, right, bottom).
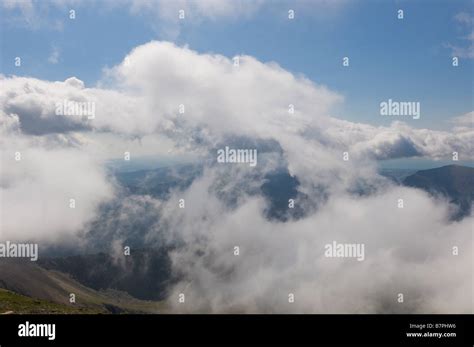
<box><xmin>0</xmin><ymin>138</ymin><xmax>115</xmax><ymax>244</ymax></box>
<box><xmin>159</xmin><ymin>175</ymin><xmax>471</xmax><ymax>313</ymax></box>
<box><xmin>3</xmin><ymin>41</ymin><xmax>472</xmax><ymax>162</ymax></box>
<box><xmin>0</xmin><ymin>41</ymin><xmax>472</xmax><ymax>313</ymax></box>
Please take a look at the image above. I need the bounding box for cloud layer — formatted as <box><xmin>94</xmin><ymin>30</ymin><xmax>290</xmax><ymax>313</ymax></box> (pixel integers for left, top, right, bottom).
<box><xmin>0</xmin><ymin>41</ymin><xmax>472</xmax><ymax>313</ymax></box>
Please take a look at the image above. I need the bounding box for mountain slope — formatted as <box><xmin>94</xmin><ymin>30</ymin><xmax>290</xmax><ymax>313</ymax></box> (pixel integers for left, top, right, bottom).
<box><xmin>0</xmin><ymin>288</ymin><xmax>102</xmax><ymax>314</ymax></box>
<box><xmin>403</xmin><ymin>165</ymin><xmax>473</xmax><ymax>219</ymax></box>
<box><xmin>39</xmin><ymin>248</ymin><xmax>173</xmax><ymax>301</ymax></box>
<box><xmin>0</xmin><ymin>259</ymin><xmax>167</xmax><ymax>314</ymax></box>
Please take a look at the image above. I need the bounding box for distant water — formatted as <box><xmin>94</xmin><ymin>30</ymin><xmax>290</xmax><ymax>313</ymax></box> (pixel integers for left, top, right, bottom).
<box><xmin>377</xmin><ymin>158</ymin><xmax>474</xmax><ymax>170</ymax></box>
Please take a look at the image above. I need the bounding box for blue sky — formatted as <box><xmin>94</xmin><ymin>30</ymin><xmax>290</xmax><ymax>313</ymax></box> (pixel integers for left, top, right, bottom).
<box><xmin>1</xmin><ymin>0</ymin><xmax>473</xmax><ymax>131</ymax></box>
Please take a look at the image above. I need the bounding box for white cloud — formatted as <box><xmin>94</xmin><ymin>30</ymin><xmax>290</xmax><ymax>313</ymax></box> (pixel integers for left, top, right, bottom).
<box><xmin>1</xmin><ymin>0</ymin><xmax>263</xmax><ymax>33</ymax></box>
<box><xmin>1</xmin><ymin>0</ymin><xmax>65</xmax><ymax>30</ymax></box>
<box><xmin>1</xmin><ymin>0</ymin><xmax>35</xmax><ymax>21</ymax></box>
<box><xmin>48</xmin><ymin>46</ymin><xmax>60</xmax><ymax>64</ymax></box>
<box><xmin>129</xmin><ymin>0</ymin><xmax>265</xmax><ymax>21</ymax></box>
<box><xmin>1</xmin><ymin>41</ymin><xmax>472</xmax><ymax>198</ymax></box>
<box><xmin>1</xmin><ymin>0</ymin><xmax>348</xmax><ymax>35</ymax></box>
<box><xmin>156</xmin><ymin>166</ymin><xmax>472</xmax><ymax>313</ymax></box>
<box><xmin>454</xmin><ymin>12</ymin><xmax>474</xmax><ymax>26</ymax></box>
<box><xmin>0</xmin><ymin>136</ymin><xmax>115</xmax><ymax>244</ymax></box>
<box><xmin>108</xmin><ymin>41</ymin><xmax>473</xmax><ymax>169</ymax></box>
<box><xmin>452</xmin><ymin>111</ymin><xmax>473</xmax><ymax>126</ymax></box>
<box><xmin>446</xmin><ymin>12</ymin><xmax>474</xmax><ymax>59</ymax></box>
<box><xmin>0</xmin><ymin>41</ymin><xmax>472</xmax><ymax>313</ymax></box>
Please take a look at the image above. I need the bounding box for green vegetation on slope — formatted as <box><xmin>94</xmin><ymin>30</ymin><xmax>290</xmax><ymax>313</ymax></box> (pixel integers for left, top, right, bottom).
<box><xmin>0</xmin><ymin>288</ymin><xmax>104</xmax><ymax>314</ymax></box>
<box><xmin>0</xmin><ymin>260</ymin><xmax>168</xmax><ymax>314</ymax></box>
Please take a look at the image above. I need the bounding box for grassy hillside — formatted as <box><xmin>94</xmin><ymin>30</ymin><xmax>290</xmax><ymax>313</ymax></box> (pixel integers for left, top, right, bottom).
<box><xmin>0</xmin><ymin>288</ymin><xmax>103</xmax><ymax>314</ymax></box>
<box><xmin>0</xmin><ymin>260</ymin><xmax>168</xmax><ymax>314</ymax></box>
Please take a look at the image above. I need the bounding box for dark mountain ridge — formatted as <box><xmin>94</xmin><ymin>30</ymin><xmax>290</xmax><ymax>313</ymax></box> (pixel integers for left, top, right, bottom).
<box><xmin>403</xmin><ymin>165</ymin><xmax>473</xmax><ymax>219</ymax></box>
